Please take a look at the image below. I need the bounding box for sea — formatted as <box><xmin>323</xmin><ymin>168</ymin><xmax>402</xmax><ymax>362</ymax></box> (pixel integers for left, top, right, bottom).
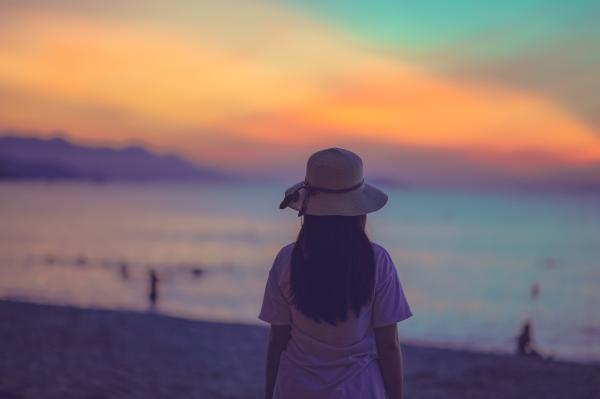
<box><xmin>1</xmin><ymin>181</ymin><xmax>599</xmax><ymax>363</ymax></box>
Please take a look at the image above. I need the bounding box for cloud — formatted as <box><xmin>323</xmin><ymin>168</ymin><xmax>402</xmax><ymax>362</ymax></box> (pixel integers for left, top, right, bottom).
<box><xmin>425</xmin><ymin>38</ymin><xmax>600</xmax><ymax>136</ymax></box>
<box><xmin>300</xmin><ymin>1</ymin><xmax>600</xmax><ymax>137</ymax></box>
<box><xmin>0</xmin><ymin>2</ymin><xmax>364</xmax><ymax>140</ymax></box>
<box><xmin>219</xmin><ymin>63</ymin><xmax>600</xmax><ymax>163</ymax></box>
<box><xmin>1</xmin><ymin>0</ymin><xmax>599</xmax><ymax>178</ymax></box>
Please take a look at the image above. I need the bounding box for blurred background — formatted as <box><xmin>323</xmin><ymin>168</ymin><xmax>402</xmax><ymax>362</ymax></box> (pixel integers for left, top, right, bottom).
<box><xmin>1</xmin><ymin>0</ymin><xmax>599</xmax><ymax>363</ymax></box>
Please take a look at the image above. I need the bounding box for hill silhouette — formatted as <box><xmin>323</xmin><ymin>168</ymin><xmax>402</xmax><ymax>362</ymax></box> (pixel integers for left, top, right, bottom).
<box><xmin>0</xmin><ymin>135</ymin><xmax>229</xmax><ymax>181</ymax></box>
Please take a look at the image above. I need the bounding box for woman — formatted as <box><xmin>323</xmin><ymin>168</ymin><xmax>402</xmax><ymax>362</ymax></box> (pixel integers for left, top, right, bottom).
<box><xmin>259</xmin><ymin>148</ymin><xmax>412</xmax><ymax>399</ymax></box>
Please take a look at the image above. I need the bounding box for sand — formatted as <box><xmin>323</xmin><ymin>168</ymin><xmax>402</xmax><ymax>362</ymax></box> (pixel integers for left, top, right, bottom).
<box><xmin>0</xmin><ymin>300</ymin><xmax>598</xmax><ymax>399</ymax></box>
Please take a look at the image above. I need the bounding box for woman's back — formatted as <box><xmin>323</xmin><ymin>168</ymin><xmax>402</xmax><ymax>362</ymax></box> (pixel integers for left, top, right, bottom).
<box><xmin>259</xmin><ymin>242</ymin><xmax>411</xmax><ymax>398</ymax></box>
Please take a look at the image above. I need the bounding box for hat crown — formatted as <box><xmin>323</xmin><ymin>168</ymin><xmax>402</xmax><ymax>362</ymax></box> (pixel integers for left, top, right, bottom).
<box><xmin>306</xmin><ymin>148</ymin><xmax>364</xmax><ymax>190</ymax></box>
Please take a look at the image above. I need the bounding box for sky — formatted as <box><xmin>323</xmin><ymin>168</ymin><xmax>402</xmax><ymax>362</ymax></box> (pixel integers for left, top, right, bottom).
<box><xmin>1</xmin><ymin>0</ymin><xmax>599</xmax><ymax>186</ymax></box>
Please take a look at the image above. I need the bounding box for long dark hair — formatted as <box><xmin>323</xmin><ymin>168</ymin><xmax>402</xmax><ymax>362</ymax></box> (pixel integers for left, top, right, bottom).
<box><xmin>290</xmin><ymin>214</ymin><xmax>375</xmax><ymax>325</ymax></box>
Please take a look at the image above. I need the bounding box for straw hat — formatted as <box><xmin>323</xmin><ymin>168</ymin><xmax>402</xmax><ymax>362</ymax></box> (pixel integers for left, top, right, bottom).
<box><xmin>279</xmin><ymin>148</ymin><xmax>388</xmax><ymax>216</ymax></box>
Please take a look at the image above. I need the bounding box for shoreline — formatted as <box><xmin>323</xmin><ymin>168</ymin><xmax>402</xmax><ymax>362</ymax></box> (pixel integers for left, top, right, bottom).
<box><xmin>1</xmin><ymin>300</ymin><xmax>599</xmax><ymax>398</ymax></box>
<box><xmin>3</xmin><ymin>294</ymin><xmax>597</xmax><ymax>366</ymax></box>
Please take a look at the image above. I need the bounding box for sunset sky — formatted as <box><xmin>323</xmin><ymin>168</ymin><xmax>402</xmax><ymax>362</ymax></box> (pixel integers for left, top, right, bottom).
<box><xmin>1</xmin><ymin>0</ymin><xmax>599</xmax><ymax>184</ymax></box>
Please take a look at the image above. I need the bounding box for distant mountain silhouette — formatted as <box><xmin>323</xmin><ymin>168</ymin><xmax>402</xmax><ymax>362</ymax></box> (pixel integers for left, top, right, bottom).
<box><xmin>0</xmin><ymin>135</ymin><xmax>229</xmax><ymax>181</ymax></box>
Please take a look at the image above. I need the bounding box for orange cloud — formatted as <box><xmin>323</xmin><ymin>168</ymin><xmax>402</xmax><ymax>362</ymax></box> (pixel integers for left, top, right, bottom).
<box><xmin>0</xmin><ymin>6</ymin><xmax>338</xmax><ymax>141</ymax></box>
<box><xmin>221</xmin><ymin>64</ymin><xmax>600</xmax><ymax>164</ymax></box>
<box><xmin>1</xmin><ymin>3</ymin><xmax>599</xmax><ymax>169</ymax></box>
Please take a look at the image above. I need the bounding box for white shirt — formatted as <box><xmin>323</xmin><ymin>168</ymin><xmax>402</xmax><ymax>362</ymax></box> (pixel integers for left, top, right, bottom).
<box><xmin>259</xmin><ymin>242</ymin><xmax>412</xmax><ymax>398</ymax></box>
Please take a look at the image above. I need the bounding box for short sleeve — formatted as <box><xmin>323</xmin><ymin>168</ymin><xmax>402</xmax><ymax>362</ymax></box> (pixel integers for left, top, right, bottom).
<box><xmin>258</xmin><ymin>252</ymin><xmax>291</xmax><ymax>325</ymax></box>
<box><xmin>372</xmin><ymin>248</ymin><xmax>412</xmax><ymax>328</ymax></box>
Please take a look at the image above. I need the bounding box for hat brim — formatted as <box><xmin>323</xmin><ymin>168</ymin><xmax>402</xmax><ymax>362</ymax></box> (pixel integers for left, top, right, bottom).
<box><xmin>283</xmin><ymin>181</ymin><xmax>388</xmax><ymax>216</ymax></box>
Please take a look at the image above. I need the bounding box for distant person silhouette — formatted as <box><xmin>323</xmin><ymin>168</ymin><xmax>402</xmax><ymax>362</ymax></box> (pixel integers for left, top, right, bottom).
<box><xmin>148</xmin><ymin>269</ymin><xmax>159</xmax><ymax>311</ymax></box>
<box><xmin>516</xmin><ymin>321</ymin><xmax>541</xmax><ymax>357</ymax></box>
<box><xmin>530</xmin><ymin>282</ymin><xmax>540</xmax><ymax>300</ymax></box>
<box><xmin>120</xmin><ymin>263</ymin><xmax>129</xmax><ymax>281</ymax></box>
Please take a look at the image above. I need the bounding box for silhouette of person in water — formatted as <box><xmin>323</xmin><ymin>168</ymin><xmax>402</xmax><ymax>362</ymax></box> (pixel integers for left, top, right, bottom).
<box><xmin>148</xmin><ymin>269</ymin><xmax>159</xmax><ymax>311</ymax></box>
<box><xmin>530</xmin><ymin>282</ymin><xmax>540</xmax><ymax>300</ymax></box>
<box><xmin>120</xmin><ymin>263</ymin><xmax>129</xmax><ymax>281</ymax></box>
<box><xmin>516</xmin><ymin>321</ymin><xmax>541</xmax><ymax>357</ymax></box>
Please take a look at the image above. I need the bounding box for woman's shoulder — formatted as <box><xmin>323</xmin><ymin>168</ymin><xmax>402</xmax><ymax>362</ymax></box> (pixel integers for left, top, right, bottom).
<box><xmin>371</xmin><ymin>242</ymin><xmax>392</xmax><ymax>262</ymax></box>
<box><xmin>269</xmin><ymin>242</ymin><xmax>296</xmax><ymax>277</ymax></box>
<box><xmin>276</xmin><ymin>242</ymin><xmax>296</xmax><ymax>262</ymax></box>
<box><xmin>370</xmin><ymin>242</ymin><xmax>397</xmax><ymax>281</ymax></box>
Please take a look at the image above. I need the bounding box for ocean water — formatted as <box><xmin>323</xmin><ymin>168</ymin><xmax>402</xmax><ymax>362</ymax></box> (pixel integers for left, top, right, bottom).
<box><xmin>1</xmin><ymin>181</ymin><xmax>599</xmax><ymax>362</ymax></box>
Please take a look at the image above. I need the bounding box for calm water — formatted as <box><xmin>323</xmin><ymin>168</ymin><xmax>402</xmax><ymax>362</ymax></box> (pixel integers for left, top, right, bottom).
<box><xmin>1</xmin><ymin>181</ymin><xmax>599</xmax><ymax>362</ymax></box>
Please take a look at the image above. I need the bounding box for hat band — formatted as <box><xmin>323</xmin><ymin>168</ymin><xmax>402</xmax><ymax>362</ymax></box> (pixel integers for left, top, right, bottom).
<box><xmin>279</xmin><ymin>179</ymin><xmax>364</xmax><ymax>216</ymax></box>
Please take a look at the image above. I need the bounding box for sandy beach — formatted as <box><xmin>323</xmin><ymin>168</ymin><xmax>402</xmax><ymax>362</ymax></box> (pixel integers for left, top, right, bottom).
<box><xmin>0</xmin><ymin>300</ymin><xmax>598</xmax><ymax>399</ymax></box>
